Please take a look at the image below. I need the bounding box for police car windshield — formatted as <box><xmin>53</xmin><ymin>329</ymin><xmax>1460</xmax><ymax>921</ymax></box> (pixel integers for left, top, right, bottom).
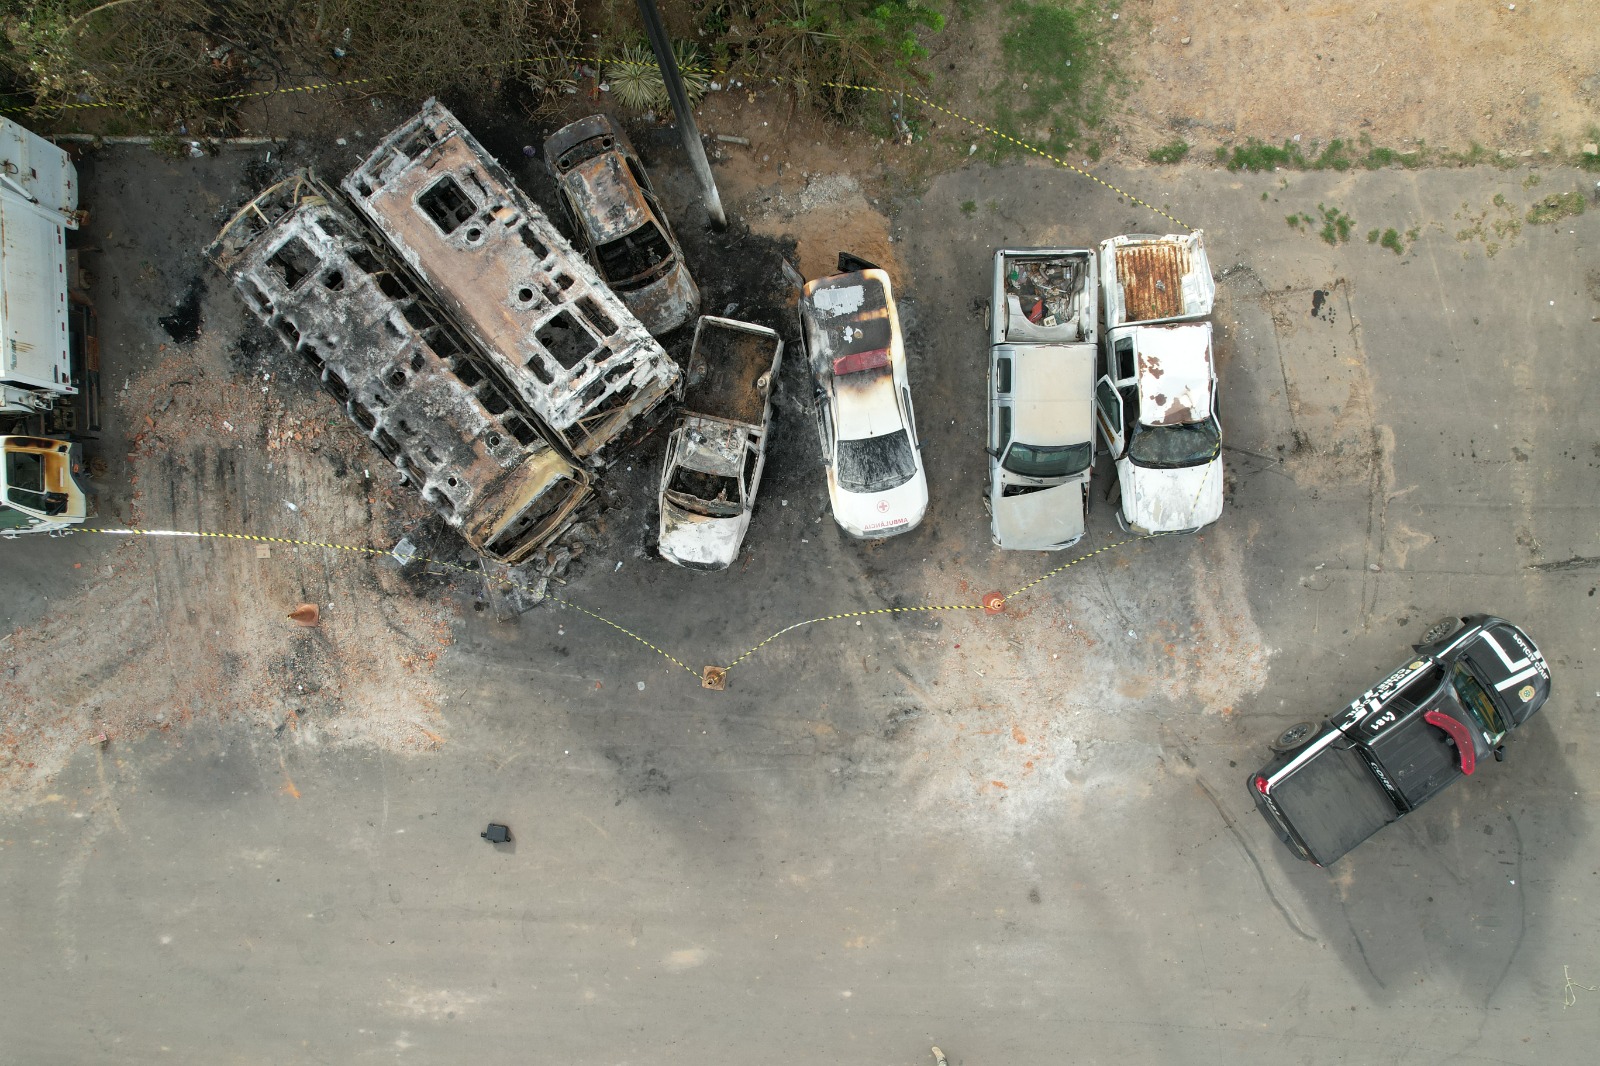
<box><xmin>1450</xmin><ymin>661</ymin><xmax>1506</xmax><ymax>737</ymax></box>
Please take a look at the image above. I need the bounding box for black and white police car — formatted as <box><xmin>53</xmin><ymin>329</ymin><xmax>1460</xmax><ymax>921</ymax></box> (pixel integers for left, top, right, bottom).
<box><xmin>1249</xmin><ymin>614</ymin><xmax>1551</xmax><ymax>867</ymax></box>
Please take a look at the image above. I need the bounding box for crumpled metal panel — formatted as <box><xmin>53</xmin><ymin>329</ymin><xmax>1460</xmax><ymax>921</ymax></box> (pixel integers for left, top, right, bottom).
<box><xmin>341</xmin><ymin>99</ymin><xmax>680</xmax><ymax>462</ymax></box>
<box><xmin>208</xmin><ymin>172</ymin><xmax>590</xmax><ymax>564</ymax></box>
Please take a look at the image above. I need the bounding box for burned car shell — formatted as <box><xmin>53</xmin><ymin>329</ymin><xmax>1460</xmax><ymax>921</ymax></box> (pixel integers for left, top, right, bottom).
<box><xmin>343</xmin><ymin>100</ymin><xmax>680</xmax><ymax>463</ymax></box>
<box><xmin>544</xmin><ymin>115</ymin><xmax>700</xmax><ymax>337</ymax></box>
<box><xmin>987</xmin><ymin>248</ymin><xmax>1097</xmax><ymax>551</ymax></box>
<box><xmin>1249</xmin><ymin>615</ymin><xmax>1551</xmax><ymax>867</ymax></box>
<box><xmin>799</xmin><ymin>268</ymin><xmax>928</xmax><ymax>539</ymax></box>
<box><xmin>208</xmin><ymin>172</ymin><xmax>591</xmax><ymax>564</ymax></box>
<box><xmin>658</xmin><ymin>316</ymin><xmax>783</xmax><ymax>571</ymax></box>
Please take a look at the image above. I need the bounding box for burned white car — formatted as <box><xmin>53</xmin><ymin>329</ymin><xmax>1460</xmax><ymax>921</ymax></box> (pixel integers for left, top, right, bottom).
<box><xmin>799</xmin><ymin>262</ymin><xmax>928</xmax><ymax>539</ymax></box>
<box><xmin>544</xmin><ymin>115</ymin><xmax>700</xmax><ymax>337</ymax></box>
<box><xmin>658</xmin><ymin>317</ymin><xmax>783</xmax><ymax>571</ymax></box>
<box><xmin>986</xmin><ymin>248</ymin><xmax>1097</xmax><ymax>551</ymax></box>
<box><xmin>1095</xmin><ymin>232</ymin><xmax>1223</xmax><ymax>535</ymax></box>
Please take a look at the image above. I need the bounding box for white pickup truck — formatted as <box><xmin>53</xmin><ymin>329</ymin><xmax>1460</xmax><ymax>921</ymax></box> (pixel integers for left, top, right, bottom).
<box><xmin>985</xmin><ymin>247</ymin><xmax>1098</xmax><ymax>551</ymax></box>
<box><xmin>657</xmin><ymin>316</ymin><xmax>783</xmax><ymax>570</ymax></box>
<box><xmin>1094</xmin><ymin>231</ymin><xmax>1223</xmax><ymax>535</ymax></box>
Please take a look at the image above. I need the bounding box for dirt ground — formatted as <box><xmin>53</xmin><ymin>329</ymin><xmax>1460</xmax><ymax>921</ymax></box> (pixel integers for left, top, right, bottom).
<box><xmin>2</xmin><ymin>3</ymin><xmax>1590</xmax><ymax>802</ymax></box>
<box><xmin>1111</xmin><ymin>0</ymin><xmax>1600</xmax><ymax>159</ymax></box>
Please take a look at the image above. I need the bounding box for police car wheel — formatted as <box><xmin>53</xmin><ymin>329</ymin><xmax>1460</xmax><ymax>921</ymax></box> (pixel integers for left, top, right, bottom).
<box><xmin>1269</xmin><ymin>722</ymin><xmax>1316</xmax><ymax>754</ymax></box>
<box><xmin>1420</xmin><ymin>616</ymin><xmax>1462</xmax><ymax>645</ymax></box>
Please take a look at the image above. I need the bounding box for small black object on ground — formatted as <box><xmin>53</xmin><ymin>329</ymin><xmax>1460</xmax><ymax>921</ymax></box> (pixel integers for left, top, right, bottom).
<box><xmin>481</xmin><ymin>823</ymin><xmax>512</xmax><ymax>844</ymax></box>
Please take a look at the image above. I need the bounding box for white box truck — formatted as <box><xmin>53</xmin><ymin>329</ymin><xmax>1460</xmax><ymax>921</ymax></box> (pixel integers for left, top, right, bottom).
<box><xmin>0</xmin><ymin>117</ymin><xmax>97</xmax><ymax>535</ymax></box>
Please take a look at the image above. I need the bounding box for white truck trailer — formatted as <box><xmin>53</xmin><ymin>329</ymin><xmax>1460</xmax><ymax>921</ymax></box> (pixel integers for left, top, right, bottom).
<box><xmin>0</xmin><ymin>116</ymin><xmax>97</xmax><ymax>535</ymax></box>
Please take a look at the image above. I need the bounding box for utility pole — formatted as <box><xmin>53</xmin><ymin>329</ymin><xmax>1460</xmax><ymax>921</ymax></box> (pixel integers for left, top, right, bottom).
<box><xmin>635</xmin><ymin>0</ymin><xmax>726</xmax><ymax>229</ymax></box>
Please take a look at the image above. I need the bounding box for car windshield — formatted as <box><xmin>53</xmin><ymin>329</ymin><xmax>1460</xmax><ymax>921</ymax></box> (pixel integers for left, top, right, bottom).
<box><xmin>666</xmin><ymin>466</ymin><xmax>743</xmax><ymax>518</ymax></box>
<box><xmin>837</xmin><ymin>431</ymin><xmax>917</xmax><ymax>494</ymax></box>
<box><xmin>1002</xmin><ymin>440</ymin><xmax>1092</xmax><ymax>479</ymax></box>
<box><xmin>1451</xmin><ymin>661</ymin><xmax>1506</xmax><ymax>737</ymax></box>
<box><xmin>3</xmin><ymin>450</ymin><xmax>51</xmax><ymax>511</ymax></box>
<box><xmin>1127</xmin><ymin>416</ymin><xmax>1220</xmax><ymax>468</ymax></box>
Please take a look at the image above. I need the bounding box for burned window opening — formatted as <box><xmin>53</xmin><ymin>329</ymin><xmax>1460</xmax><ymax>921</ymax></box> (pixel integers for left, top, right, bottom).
<box><xmin>267</xmin><ymin>236</ymin><xmax>318</xmax><ymax>289</ymax></box>
<box><xmin>299</xmin><ymin>342</ymin><xmax>326</xmax><ymax>373</ymax></box>
<box><xmin>524</xmin><ymin>355</ymin><xmax>554</xmax><ymax>386</ymax></box>
<box><xmin>373</xmin><ymin>429</ymin><xmax>400</xmax><ymax>459</ymax></box>
<box><xmin>536</xmin><ymin>309</ymin><xmax>596</xmax><ymax>370</ymax></box>
<box><xmin>451</xmin><ymin>358</ymin><xmax>484</xmax><ymax>389</ymax></box>
<box><xmin>605</xmin><ymin>361</ymin><xmax>633</xmax><ymax>384</ymax></box>
<box><xmin>397</xmin><ymin>419</ymin><xmax>417</xmax><ymax>436</ymax></box>
<box><xmin>578</xmin><ymin>377</ymin><xmax>608</xmax><ymax>408</ymax></box>
<box><xmin>322</xmin><ymin>270</ymin><xmax>345</xmax><ymax>291</ymax></box>
<box><xmin>465</xmin><ymin>226</ymin><xmax>483</xmax><ymax>243</ymax></box>
<box><xmin>539</xmin><ymin>277</ymin><xmax>566</xmax><ymax>306</ymax></box>
<box><xmin>517</xmin><ymin>225</ymin><xmax>549</xmax><ymax>259</ymax></box>
<box><xmin>351</xmin><ymin>400</ymin><xmax>377</xmax><ymax>431</ymax></box>
<box><xmin>410</xmin><ymin>352</ymin><xmax>425</xmax><ymax>372</ymax></box>
<box><xmin>485</xmin><ymin>432</ymin><xmax>503</xmax><ymax>448</ymax></box>
<box><xmin>517</xmin><ymin>287</ymin><xmax>535</xmax><ymax>305</ymax></box>
<box><xmin>315</xmin><ymin>215</ymin><xmax>349</xmax><ymax>241</ymax></box>
<box><xmin>240</xmin><ymin>278</ymin><xmax>272</xmax><ymax>315</ymax></box>
<box><xmin>400</xmin><ymin>301</ymin><xmax>431</xmax><ymax>332</ymax></box>
<box><xmin>480</xmin><ymin>387</ymin><xmax>511</xmax><ymax>416</ymax></box>
<box><xmin>370</xmin><ymin>391</ymin><xmax>390</xmax><ymax>409</ymax></box>
<box><xmin>400</xmin><ymin>129</ymin><xmax>438</xmax><ymax>160</ymax></box>
<box><xmin>349</xmin><ymin>247</ymin><xmax>385</xmax><ymax>276</ymax></box>
<box><xmin>426</xmin><ymin>327</ymin><xmax>463</xmax><ymax>358</ymax></box>
<box><xmin>388</xmin><ymin>369</ymin><xmax>408</xmax><ymax>387</ymax></box>
<box><xmin>505</xmin><ymin>417</ymin><xmax>538</xmax><ymax>446</ymax></box>
<box><xmin>276</xmin><ymin>318</ymin><xmax>301</xmax><ymax>345</ymax></box>
<box><xmin>578</xmin><ymin>296</ymin><xmax>616</xmax><ymax>337</ymax></box>
<box><xmin>418</xmin><ymin>176</ymin><xmax>476</xmax><ymax>235</ymax></box>
<box><xmin>375</xmin><ymin>272</ymin><xmax>410</xmax><ymax>301</ymax></box>
<box><xmin>421</xmin><ymin>445</ymin><xmax>442</xmax><ymax>466</ymax></box>
<box><xmin>326</xmin><ymin>370</ymin><xmax>350</xmax><ymax>403</ymax></box>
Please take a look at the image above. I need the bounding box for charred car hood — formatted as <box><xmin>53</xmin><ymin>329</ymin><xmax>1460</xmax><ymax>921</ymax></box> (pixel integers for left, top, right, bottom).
<box><xmin>658</xmin><ymin>503</ymin><xmax>748</xmax><ymax>570</ymax></box>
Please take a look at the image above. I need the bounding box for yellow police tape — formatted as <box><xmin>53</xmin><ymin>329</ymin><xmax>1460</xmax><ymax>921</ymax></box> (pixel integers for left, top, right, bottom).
<box><xmin>3</xmin><ymin>55</ymin><xmax>1189</xmax><ymax>231</ymax></box>
<box><xmin>57</xmin><ymin>525</ymin><xmax>1159</xmax><ymax>685</ymax></box>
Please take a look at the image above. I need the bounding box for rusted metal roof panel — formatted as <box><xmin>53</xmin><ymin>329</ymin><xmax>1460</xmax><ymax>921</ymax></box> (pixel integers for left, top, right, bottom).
<box><xmin>207</xmin><ymin>172</ymin><xmax>590</xmax><ymax>564</ymax></box>
<box><xmin>341</xmin><ymin>99</ymin><xmax>679</xmax><ymax>461</ymax></box>
<box><xmin>1101</xmin><ymin>231</ymin><xmax>1215</xmax><ymax>328</ymax></box>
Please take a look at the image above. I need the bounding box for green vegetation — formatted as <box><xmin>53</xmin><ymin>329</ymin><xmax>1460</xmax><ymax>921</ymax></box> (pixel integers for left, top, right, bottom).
<box><xmin>709</xmin><ymin>0</ymin><xmax>947</xmax><ymax>113</ymax></box>
<box><xmin>1147</xmin><ymin>139</ymin><xmax>1190</xmax><ymax>164</ymax></box>
<box><xmin>1579</xmin><ymin>127</ymin><xmax>1600</xmax><ymax>172</ymax></box>
<box><xmin>1316</xmin><ymin>203</ymin><xmax>1354</xmax><ymax>245</ymax></box>
<box><xmin>606</xmin><ymin>38</ymin><xmax>711</xmax><ymax>111</ymax></box>
<box><xmin>1287</xmin><ymin>204</ymin><xmax>1354</xmax><ymax>245</ymax></box>
<box><xmin>1525</xmin><ymin>191</ymin><xmax>1586</xmax><ymax>225</ymax></box>
<box><xmin>0</xmin><ymin>0</ymin><xmax>950</xmax><ymax>132</ymax></box>
<box><xmin>981</xmin><ymin>1</ymin><xmax>1127</xmax><ymax>164</ymax></box>
<box><xmin>1215</xmin><ymin>133</ymin><xmax>1459</xmax><ymax>173</ymax></box>
<box><xmin>960</xmin><ymin>199</ymin><xmax>977</xmax><ymax>216</ymax></box>
<box><xmin>1377</xmin><ymin>228</ymin><xmax>1403</xmax><ymax>254</ymax></box>
<box><xmin>0</xmin><ymin>0</ymin><xmax>584</xmax><ymax>130</ymax></box>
